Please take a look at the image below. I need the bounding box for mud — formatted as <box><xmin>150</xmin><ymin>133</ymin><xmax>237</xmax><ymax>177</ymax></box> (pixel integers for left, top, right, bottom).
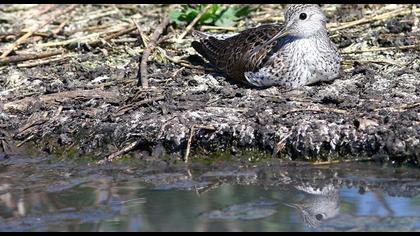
<box><xmin>0</xmin><ymin>4</ymin><xmax>419</xmax><ymax>164</ymax></box>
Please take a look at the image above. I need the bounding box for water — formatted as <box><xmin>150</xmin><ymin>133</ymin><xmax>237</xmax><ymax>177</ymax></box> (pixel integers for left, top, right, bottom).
<box><xmin>1</xmin><ymin>154</ymin><xmax>420</xmax><ymax>231</ymax></box>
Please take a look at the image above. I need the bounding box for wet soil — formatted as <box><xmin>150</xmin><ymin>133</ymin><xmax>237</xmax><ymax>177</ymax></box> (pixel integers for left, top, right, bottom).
<box><xmin>0</xmin><ymin>4</ymin><xmax>419</xmax><ymax>164</ymax></box>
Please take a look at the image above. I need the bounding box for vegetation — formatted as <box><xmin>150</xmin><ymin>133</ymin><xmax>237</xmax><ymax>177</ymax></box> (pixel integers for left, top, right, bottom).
<box><xmin>169</xmin><ymin>4</ymin><xmax>256</xmax><ymax>27</ymax></box>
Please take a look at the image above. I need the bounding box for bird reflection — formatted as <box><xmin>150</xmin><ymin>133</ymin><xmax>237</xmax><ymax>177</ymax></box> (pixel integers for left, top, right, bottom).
<box><xmin>284</xmin><ymin>183</ymin><xmax>340</xmax><ymax>228</ymax></box>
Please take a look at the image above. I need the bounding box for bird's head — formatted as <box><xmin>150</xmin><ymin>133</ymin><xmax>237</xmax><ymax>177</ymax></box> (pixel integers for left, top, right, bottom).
<box><xmin>283</xmin><ymin>4</ymin><xmax>328</xmax><ymax>38</ymax></box>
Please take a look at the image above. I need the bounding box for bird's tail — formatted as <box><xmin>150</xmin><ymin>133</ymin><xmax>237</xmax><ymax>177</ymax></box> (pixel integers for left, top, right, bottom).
<box><xmin>191</xmin><ymin>30</ymin><xmax>224</xmax><ymax>65</ymax></box>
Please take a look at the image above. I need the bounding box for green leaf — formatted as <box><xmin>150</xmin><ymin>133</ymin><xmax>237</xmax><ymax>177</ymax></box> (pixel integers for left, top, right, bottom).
<box><xmin>215</xmin><ymin>7</ymin><xmax>238</xmax><ymax>27</ymax></box>
<box><xmin>168</xmin><ymin>4</ymin><xmax>256</xmax><ymax>28</ymax></box>
<box><xmin>235</xmin><ymin>6</ymin><xmax>254</xmax><ymax>17</ymax></box>
<box><xmin>169</xmin><ymin>10</ymin><xmax>183</xmax><ymax>26</ymax></box>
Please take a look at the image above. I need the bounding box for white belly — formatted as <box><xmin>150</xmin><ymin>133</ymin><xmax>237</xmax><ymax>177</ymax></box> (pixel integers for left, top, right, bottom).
<box><xmin>282</xmin><ymin>38</ymin><xmax>340</xmax><ymax>87</ymax></box>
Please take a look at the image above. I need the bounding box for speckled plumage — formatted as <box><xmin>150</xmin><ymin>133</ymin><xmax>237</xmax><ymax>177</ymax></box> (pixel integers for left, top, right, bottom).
<box><xmin>290</xmin><ymin>184</ymin><xmax>340</xmax><ymax>228</ymax></box>
<box><xmin>192</xmin><ymin>4</ymin><xmax>341</xmax><ymax>89</ymax></box>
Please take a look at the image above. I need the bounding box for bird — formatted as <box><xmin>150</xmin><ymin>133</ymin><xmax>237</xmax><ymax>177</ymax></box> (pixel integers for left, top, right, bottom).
<box><xmin>191</xmin><ymin>4</ymin><xmax>341</xmax><ymax>89</ymax></box>
<box><xmin>284</xmin><ymin>183</ymin><xmax>340</xmax><ymax>228</ymax></box>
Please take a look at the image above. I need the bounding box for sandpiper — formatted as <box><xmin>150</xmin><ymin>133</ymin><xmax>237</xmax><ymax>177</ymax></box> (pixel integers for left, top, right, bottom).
<box><xmin>192</xmin><ymin>4</ymin><xmax>341</xmax><ymax>89</ymax></box>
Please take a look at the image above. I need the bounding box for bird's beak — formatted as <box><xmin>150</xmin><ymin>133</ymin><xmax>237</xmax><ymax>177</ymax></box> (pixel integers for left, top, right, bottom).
<box><xmin>282</xmin><ymin>202</ymin><xmax>302</xmax><ymax>210</ymax></box>
<box><xmin>250</xmin><ymin>29</ymin><xmax>289</xmax><ymax>55</ymax></box>
<box><xmin>265</xmin><ymin>29</ymin><xmax>289</xmax><ymax>46</ymax></box>
<box><xmin>272</xmin><ymin>30</ymin><xmax>289</xmax><ymax>41</ymax></box>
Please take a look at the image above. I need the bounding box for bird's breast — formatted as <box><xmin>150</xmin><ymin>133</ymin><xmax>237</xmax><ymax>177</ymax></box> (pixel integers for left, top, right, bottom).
<box><xmin>275</xmin><ymin>37</ymin><xmax>338</xmax><ymax>86</ymax></box>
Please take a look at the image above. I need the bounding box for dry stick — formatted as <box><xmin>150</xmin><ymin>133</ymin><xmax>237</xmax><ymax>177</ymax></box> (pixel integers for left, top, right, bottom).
<box><xmin>156</xmin><ymin>47</ymin><xmax>215</xmax><ymax>71</ymax></box>
<box><xmin>114</xmin><ymin>95</ymin><xmax>166</xmax><ymax>116</ymax></box>
<box><xmin>273</xmin><ymin>133</ymin><xmax>292</xmax><ymax>156</ymax></box>
<box><xmin>94</xmin><ymin>26</ymin><xmax>137</xmax><ymax>46</ymax></box>
<box><xmin>342</xmin><ymin>44</ymin><xmax>420</xmax><ymax>54</ymax></box>
<box><xmin>0</xmin><ymin>31</ymin><xmax>50</xmax><ymax>38</ymax></box>
<box><xmin>0</xmin><ymin>4</ymin><xmax>78</xmax><ymax>58</ymax></box>
<box><xmin>16</xmin><ymin>135</ymin><xmax>35</xmax><ymax>148</ymax></box>
<box><xmin>32</xmin><ymin>4</ymin><xmax>56</xmax><ymax>18</ymax></box>
<box><xmin>52</xmin><ymin>18</ymin><xmax>71</xmax><ymax>35</ymax></box>
<box><xmin>113</xmin><ymin>91</ymin><xmax>184</xmax><ymax>117</ymax></box>
<box><xmin>280</xmin><ymin>107</ymin><xmax>348</xmax><ymax>117</ymax></box>
<box><xmin>17</xmin><ymin>55</ymin><xmax>71</xmax><ymax>68</ymax></box>
<box><xmin>104</xmin><ymin>26</ymin><xmax>137</xmax><ymax>41</ymax></box>
<box><xmin>38</xmin><ymin>25</ymin><xmax>133</xmax><ymax>48</ymax></box>
<box><xmin>200</xmin><ymin>25</ymin><xmax>238</xmax><ymax>31</ymax></box>
<box><xmin>312</xmin><ymin>157</ymin><xmax>374</xmax><ymax>165</ymax></box>
<box><xmin>132</xmin><ymin>18</ymin><xmax>149</xmax><ymax>47</ymax></box>
<box><xmin>329</xmin><ymin>7</ymin><xmax>415</xmax><ymax>32</ymax></box>
<box><xmin>73</xmin><ymin>9</ymin><xmax>119</xmax><ymax>23</ymax></box>
<box><xmin>111</xmin><ymin>38</ymin><xmax>138</xmax><ymax>44</ymax></box>
<box><xmin>374</xmin><ymin>102</ymin><xmax>420</xmax><ymax>112</ymax></box>
<box><xmin>137</xmin><ymin>14</ymin><xmax>170</xmax><ymax>88</ymax></box>
<box><xmin>341</xmin><ymin>59</ymin><xmax>403</xmax><ymax>67</ymax></box>
<box><xmin>184</xmin><ymin>125</ymin><xmax>196</xmax><ymax>164</ymax></box>
<box><xmin>67</xmin><ymin>24</ymin><xmax>113</xmax><ymax>35</ymax></box>
<box><xmin>0</xmin><ymin>50</ymin><xmax>64</xmax><ymax>65</ymax></box>
<box><xmin>400</xmin><ymin>102</ymin><xmax>420</xmax><ymax>110</ymax></box>
<box><xmin>17</xmin><ymin>112</ymin><xmax>49</xmax><ymax>135</ymax></box>
<box><xmin>98</xmin><ymin>140</ymin><xmax>142</xmax><ymax>164</ymax></box>
<box><xmin>184</xmin><ymin>125</ymin><xmax>216</xmax><ymax>163</ymax></box>
<box><xmin>177</xmin><ymin>4</ymin><xmax>212</xmax><ymax>41</ymax></box>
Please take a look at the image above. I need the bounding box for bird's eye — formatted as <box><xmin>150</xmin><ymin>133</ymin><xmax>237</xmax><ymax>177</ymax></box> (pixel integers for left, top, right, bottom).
<box><xmin>315</xmin><ymin>214</ymin><xmax>323</xmax><ymax>221</ymax></box>
<box><xmin>299</xmin><ymin>13</ymin><xmax>307</xmax><ymax>20</ymax></box>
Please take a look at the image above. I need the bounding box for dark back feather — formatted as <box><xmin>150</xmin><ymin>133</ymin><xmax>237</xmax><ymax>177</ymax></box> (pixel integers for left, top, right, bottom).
<box><xmin>191</xmin><ymin>24</ymin><xmax>284</xmax><ymax>82</ymax></box>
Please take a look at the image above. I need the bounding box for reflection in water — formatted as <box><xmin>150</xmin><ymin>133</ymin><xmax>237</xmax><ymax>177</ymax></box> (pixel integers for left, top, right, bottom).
<box><xmin>1</xmin><ymin>155</ymin><xmax>420</xmax><ymax>231</ymax></box>
<box><xmin>284</xmin><ymin>184</ymin><xmax>340</xmax><ymax>228</ymax></box>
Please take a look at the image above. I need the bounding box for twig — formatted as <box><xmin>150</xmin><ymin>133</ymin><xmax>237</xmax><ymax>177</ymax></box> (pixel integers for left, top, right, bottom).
<box><xmin>272</xmin><ymin>133</ymin><xmax>291</xmax><ymax>157</ymax></box>
<box><xmin>156</xmin><ymin>47</ymin><xmax>215</xmax><ymax>71</ymax></box>
<box><xmin>374</xmin><ymin>102</ymin><xmax>420</xmax><ymax>112</ymax></box>
<box><xmin>73</xmin><ymin>9</ymin><xmax>119</xmax><ymax>23</ymax></box>
<box><xmin>400</xmin><ymin>102</ymin><xmax>420</xmax><ymax>110</ymax></box>
<box><xmin>280</xmin><ymin>107</ymin><xmax>348</xmax><ymax>117</ymax></box>
<box><xmin>3</xmin><ymin>89</ymin><xmax>120</xmax><ymax>112</ymax></box>
<box><xmin>184</xmin><ymin>125</ymin><xmax>196</xmax><ymax>163</ymax></box>
<box><xmin>312</xmin><ymin>157</ymin><xmax>374</xmax><ymax>165</ymax></box>
<box><xmin>342</xmin><ymin>44</ymin><xmax>420</xmax><ymax>54</ymax></box>
<box><xmin>328</xmin><ymin>7</ymin><xmax>416</xmax><ymax>32</ymax></box>
<box><xmin>132</xmin><ymin>18</ymin><xmax>149</xmax><ymax>48</ymax></box>
<box><xmin>17</xmin><ymin>112</ymin><xmax>49</xmax><ymax>136</ymax></box>
<box><xmin>0</xmin><ymin>31</ymin><xmax>50</xmax><ymax>39</ymax></box>
<box><xmin>177</xmin><ymin>4</ymin><xmax>212</xmax><ymax>42</ymax></box>
<box><xmin>199</xmin><ymin>25</ymin><xmax>238</xmax><ymax>31</ymax></box>
<box><xmin>66</xmin><ymin>23</ymin><xmax>113</xmax><ymax>34</ymax></box>
<box><xmin>205</xmin><ymin>106</ymin><xmax>248</xmax><ymax>113</ymax></box>
<box><xmin>31</xmin><ymin>4</ymin><xmax>57</xmax><ymax>18</ymax></box>
<box><xmin>0</xmin><ymin>4</ymin><xmax>78</xmax><ymax>58</ymax></box>
<box><xmin>184</xmin><ymin>124</ymin><xmax>216</xmax><ymax>163</ymax></box>
<box><xmin>38</xmin><ymin>25</ymin><xmax>133</xmax><ymax>48</ymax></box>
<box><xmin>52</xmin><ymin>18</ymin><xmax>71</xmax><ymax>35</ymax></box>
<box><xmin>0</xmin><ymin>50</ymin><xmax>64</xmax><ymax>65</ymax></box>
<box><xmin>2</xmin><ymin>4</ymin><xmax>48</xmax><ymax>13</ymax></box>
<box><xmin>114</xmin><ymin>95</ymin><xmax>165</xmax><ymax>116</ymax></box>
<box><xmin>111</xmin><ymin>38</ymin><xmax>138</xmax><ymax>44</ymax></box>
<box><xmin>94</xmin><ymin>26</ymin><xmax>137</xmax><ymax>46</ymax></box>
<box><xmin>97</xmin><ymin>140</ymin><xmax>141</xmax><ymax>164</ymax></box>
<box><xmin>113</xmin><ymin>91</ymin><xmax>184</xmax><ymax>117</ymax></box>
<box><xmin>17</xmin><ymin>55</ymin><xmax>71</xmax><ymax>68</ymax></box>
<box><xmin>341</xmin><ymin>59</ymin><xmax>403</xmax><ymax>67</ymax></box>
<box><xmin>16</xmin><ymin>135</ymin><xmax>35</xmax><ymax>148</ymax></box>
<box><xmin>137</xmin><ymin>14</ymin><xmax>170</xmax><ymax>88</ymax></box>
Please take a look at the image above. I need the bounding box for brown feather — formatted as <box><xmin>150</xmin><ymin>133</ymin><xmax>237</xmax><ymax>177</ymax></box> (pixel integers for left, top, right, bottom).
<box><xmin>191</xmin><ymin>24</ymin><xmax>284</xmax><ymax>83</ymax></box>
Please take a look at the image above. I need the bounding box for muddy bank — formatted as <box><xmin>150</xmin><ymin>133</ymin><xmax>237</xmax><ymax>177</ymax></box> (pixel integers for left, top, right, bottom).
<box><xmin>0</xmin><ymin>4</ymin><xmax>419</xmax><ymax>164</ymax></box>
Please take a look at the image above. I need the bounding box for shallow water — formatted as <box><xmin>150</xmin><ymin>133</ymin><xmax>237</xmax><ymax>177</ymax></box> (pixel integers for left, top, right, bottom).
<box><xmin>1</xmin><ymin>155</ymin><xmax>420</xmax><ymax>232</ymax></box>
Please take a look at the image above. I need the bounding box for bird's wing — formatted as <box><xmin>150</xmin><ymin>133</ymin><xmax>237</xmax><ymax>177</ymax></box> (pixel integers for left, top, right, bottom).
<box><xmin>191</xmin><ymin>24</ymin><xmax>284</xmax><ymax>82</ymax></box>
